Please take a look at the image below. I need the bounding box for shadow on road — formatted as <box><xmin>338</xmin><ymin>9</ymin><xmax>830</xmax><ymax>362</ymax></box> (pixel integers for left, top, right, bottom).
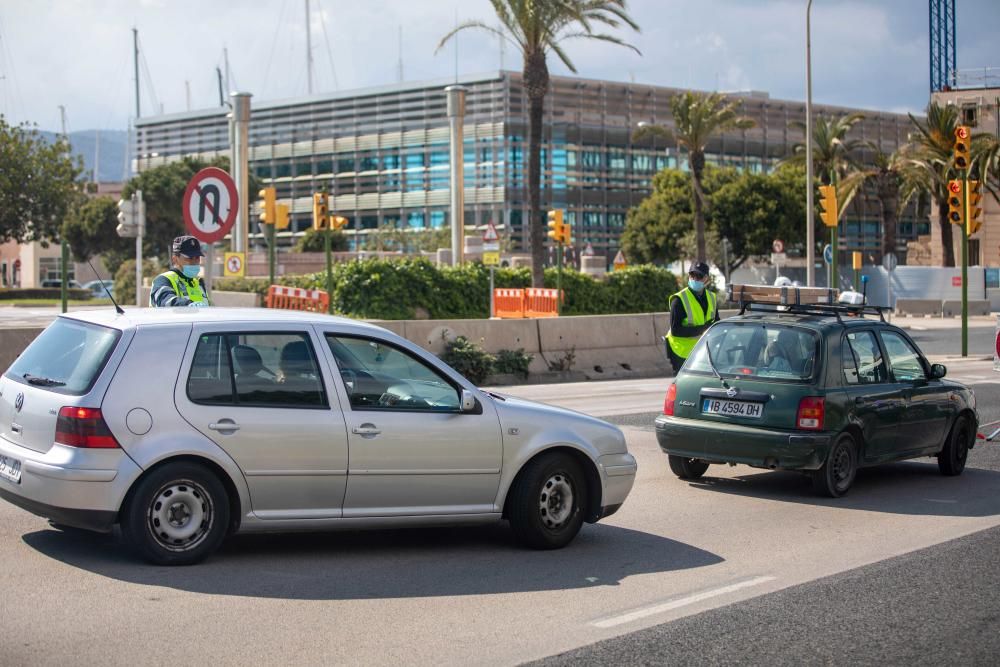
<box><xmin>686</xmin><ymin>460</ymin><xmax>1000</xmax><ymax>517</ymax></box>
<box><xmin>22</xmin><ymin>522</ymin><xmax>722</xmax><ymax>600</ymax></box>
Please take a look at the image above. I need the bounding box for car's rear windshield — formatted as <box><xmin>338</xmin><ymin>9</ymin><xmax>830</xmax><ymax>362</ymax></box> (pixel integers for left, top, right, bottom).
<box><xmin>5</xmin><ymin>319</ymin><xmax>121</xmax><ymax>395</ymax></box>
<box><xmin>684</xmin><ymin>322</ymin><xmax>820</xmax><ymax>382</ymax></box>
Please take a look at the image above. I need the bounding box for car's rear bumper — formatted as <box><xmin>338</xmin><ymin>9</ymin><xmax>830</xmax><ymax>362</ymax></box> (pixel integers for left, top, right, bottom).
<box><xmin>0</xmin><ymin>436</ymin><xmax>141</xmax><ymax>530</ymax></box>
<box><xmin>655</xmin><ymin>415</ymin><xmax>832</xmax><ymax>470</ymax></box>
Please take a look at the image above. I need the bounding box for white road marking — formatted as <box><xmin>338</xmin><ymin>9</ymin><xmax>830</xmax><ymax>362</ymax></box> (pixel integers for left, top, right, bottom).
<box><xmin>590</xmin><ymin>576</ymin><xmax>776</xmax><ymax>629</ymax></box>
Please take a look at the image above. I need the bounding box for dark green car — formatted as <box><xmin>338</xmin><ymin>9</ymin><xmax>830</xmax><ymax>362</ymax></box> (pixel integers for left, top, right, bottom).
<box><xmin>655</xmin><ymin>303</ymin><xmax>979</xmax><ymax>497</ymax></box>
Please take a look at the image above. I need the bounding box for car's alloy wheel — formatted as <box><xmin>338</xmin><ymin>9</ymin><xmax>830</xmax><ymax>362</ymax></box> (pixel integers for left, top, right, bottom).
<box><xmin>812</xmin><ymin>434</ymin><xmax>857</xmax><ymax>498</ymax></box>
<box><xmin>508</xmin><ymin>452</ymin><xmax>586</xmax><ymax>550</ymax></box>
<box><xmin>938</xmin><ymin>415</ymin><xmax>971</xmax><ymax>476</ymax></box>
<box><xmin>668</xmin><ymin>455</ymin><xmax>710</xmax><ymax>480</ymax></box>
<box><xmin>122</xmin><ymin>462</ymin><xmax>229</xmax><ymax>565</ymax></box>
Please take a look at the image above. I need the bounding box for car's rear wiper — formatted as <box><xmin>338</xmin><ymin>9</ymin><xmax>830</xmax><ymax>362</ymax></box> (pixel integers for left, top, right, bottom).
<box><xmin>23</xmin><ymin>373</ymin><xmax>66</xmax><ymax>387</ymax></box>
<box><xmin>703</xmin><ymin>337</ymin><xmax>730</xmax><ymax>389</ymax></box>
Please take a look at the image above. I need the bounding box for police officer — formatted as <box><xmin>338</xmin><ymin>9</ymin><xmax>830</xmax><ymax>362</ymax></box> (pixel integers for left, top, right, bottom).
<box><xmin>665</xmin><ymin>261</ymin><xmax>719</xmax><ymax>373</ymax></box>
<box><xmin>150</xmin><ymin>236</ymin><xmax>211</xmax><ymax>307</ymax></box>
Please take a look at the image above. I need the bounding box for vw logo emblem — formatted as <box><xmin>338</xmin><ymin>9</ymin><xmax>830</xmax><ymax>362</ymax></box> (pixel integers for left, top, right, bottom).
<box><xmin>725</xmin><ymin>386</ymin><xmax>738</xmax><ymax>398</ymax></box>
<box><xmin>14</xmin><ymin>392</ymin><xmax>24</xmax><ymax>412</ymax></box>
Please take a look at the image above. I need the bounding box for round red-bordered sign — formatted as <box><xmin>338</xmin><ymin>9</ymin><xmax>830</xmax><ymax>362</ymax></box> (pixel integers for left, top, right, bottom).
<box><xmin>182</xmin><ymin>167</ymin><xmax>239</xmax><ymax>244</ymax></box>
<box><xmin>772</xmin><ymin>239</ymin><xmax>785</xmax><ymax>253</ymax></box>
<box><xmin>995</xmin><ymin>330</ymin><xmax>1000</xmax><ymax>361</ymax></box>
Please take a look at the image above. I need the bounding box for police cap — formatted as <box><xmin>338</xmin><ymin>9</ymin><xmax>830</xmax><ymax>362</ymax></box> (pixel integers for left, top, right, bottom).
<box><xmin>172</xmin><ymin>236</ymin><xmax>204</xmax><ymax>258</ymax></box>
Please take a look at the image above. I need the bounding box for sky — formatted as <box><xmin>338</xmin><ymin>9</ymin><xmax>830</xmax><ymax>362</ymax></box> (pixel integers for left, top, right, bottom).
<box><xmin>0</xmin><ymin>0</ymin><xmax>997</xmax><ymax>133</ymax></box>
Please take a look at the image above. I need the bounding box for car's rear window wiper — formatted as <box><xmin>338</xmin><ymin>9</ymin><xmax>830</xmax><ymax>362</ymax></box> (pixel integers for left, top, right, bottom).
<box><xmin>23</xmin><ymin>373</ymin><xmax>66</xmax><ymax>387</ymax></box>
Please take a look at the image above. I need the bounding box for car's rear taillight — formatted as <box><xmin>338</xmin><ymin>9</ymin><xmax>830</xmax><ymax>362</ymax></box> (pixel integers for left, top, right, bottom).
<box><xmin>796</xmin><ymin>397</ymin><xmax>825</xmax><ymax>430</ymax></box>
<box><xmin>663</xmin><ymin>383</ymin><xmax>677</xmax><ymax>416</ymax></box>
<box><xmin>55</xmin><ymin>407</ymin><xmax>120</xmax><ymax>448</ymax></box>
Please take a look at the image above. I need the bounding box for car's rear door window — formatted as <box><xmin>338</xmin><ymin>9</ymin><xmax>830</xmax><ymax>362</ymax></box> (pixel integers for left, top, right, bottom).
<box><xmin>843</xmin><ymin>331</ymin><xmax>888</xmax><ymax>385</ymax></box>
<box><xmin>5</xmin><ymin>318</ymin><xmax>120</xmax><ymax>395</ymax></box>
<box><xmin>186</xmin><ymin>332</ymin><xmax>327</xmax><ymax>408</ymax></box>
<box><xmin>880</xmin><ymin>330</ymin><xmax>927</xmax><ymax>382</ymax></box>
<box><xmin>686</xmin><ymin>323</ymin><xmax>819</xmax><ymax>382</ymax></box>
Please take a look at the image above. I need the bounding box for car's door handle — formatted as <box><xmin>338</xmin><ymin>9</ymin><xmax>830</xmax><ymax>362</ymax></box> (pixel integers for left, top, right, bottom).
<box><xmin>208</xmin><ymin>420</ymin><xmax>241</xmax><ymax>433</ymax></box>
<box><xmin>352</xmin><ymin>424</ymin><xmax>381</xmax><ymax>437</ymax></box>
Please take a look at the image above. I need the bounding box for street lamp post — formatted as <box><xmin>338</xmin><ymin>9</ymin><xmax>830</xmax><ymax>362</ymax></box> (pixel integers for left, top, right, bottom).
<box><xmin>805</xmin><ymin>0</ymin><xmax>816</xmax><ymax>287</ymax></box>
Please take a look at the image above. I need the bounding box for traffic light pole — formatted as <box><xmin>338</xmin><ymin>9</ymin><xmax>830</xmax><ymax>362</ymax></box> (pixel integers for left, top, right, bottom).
<box><xmin>60</xmin><ymin>239</ymin><xmax>68</xmax><ymax>313</ymax></box>
<box><xmin>325</xmin><ymin>228</ymin><xmax>333</xmax><ymax>315</ymax></box>
<box><xmin>556</xmin><ymin>243</ymin><xmax>563</xmax><ymax>316</ymax></box>
<box><xmin>268</xmin><ymin>222</ymin><xmax>276</xmax><ymax>287</ymax></box>
<box><xmin>961</xmin><ymin>174</ymin><xmax>968</xmax><ymax>357</ymax></box>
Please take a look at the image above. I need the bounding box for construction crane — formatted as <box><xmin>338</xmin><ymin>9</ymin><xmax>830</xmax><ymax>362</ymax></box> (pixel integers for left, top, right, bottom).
<box><xmin>929</xmin><ymin>0</ymin><xmax>956</xmax><ymax>92</ymax></box>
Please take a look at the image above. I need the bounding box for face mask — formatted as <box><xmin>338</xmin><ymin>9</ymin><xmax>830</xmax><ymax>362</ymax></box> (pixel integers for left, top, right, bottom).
<box><xmin>688</xmin><ymin>279</ymin><xmax>705</xmax><ymax>292</ymax></box>
<box><xmin>181</xmin><ymin>265</ymin><xmax>202</xmax><ymax>279</ymax></box>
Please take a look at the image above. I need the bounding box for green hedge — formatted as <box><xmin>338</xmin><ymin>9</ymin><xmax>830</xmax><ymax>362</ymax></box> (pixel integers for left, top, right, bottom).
<box><xmin>214</xmin><ymin>258</ymin><xmax>681</xmax><ymax>320</ymax></box>
<box><xmin>0</xmin><ymin>288</ymin><xmax>92</xmax><ymax>301</ymax></box>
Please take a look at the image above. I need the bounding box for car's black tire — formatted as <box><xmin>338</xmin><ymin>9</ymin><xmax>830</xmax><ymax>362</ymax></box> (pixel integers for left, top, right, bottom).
<box><xmin>668</xmin><ymin>455</ymin><xmax>710</xmax><ymax>480</ymax></box>
<box><xmin>120</xmin><ymin>462</ymin><xmax>230</xmax><ymax>565</ymax></box>
<box><xmin>812</xmin><ymin>433</ymin><xmax>858</xmax><ymax>498</ymax></box>
<box><xmin>507</xmin><ymin>452</ymin><xmax>587</xmax><ymax>550</ymax></box>
<box><xmin>938</xmin><ymin>415</ymin><xmax>971</xmax><ymax>476</ymax></box>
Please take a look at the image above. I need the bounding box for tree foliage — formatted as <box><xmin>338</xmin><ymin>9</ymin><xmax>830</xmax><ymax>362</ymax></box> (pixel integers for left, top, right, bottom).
<box><xmin>622</xmin><ymin>165</ymin><xmax>806</xmax><ymax>274</ymax></box>
<box><xmin>294</xmin><ymin>227</ymin><xmax>348</xmax><ymax>253</ymax></box>
<box><xmin>61</xmin><ymin>196</ymin><xmax>133</xmax><ymax>274</ymax></box>
<box><xmin>0</xmin><ymin>118</ymin><xmax>83</xmax><ymax>245</ymax></box>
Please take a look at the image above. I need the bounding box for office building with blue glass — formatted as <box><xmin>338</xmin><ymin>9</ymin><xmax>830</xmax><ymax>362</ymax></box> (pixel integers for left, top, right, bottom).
<box><xmin>134</xmin><ymin>71</ymin><xmax>922</xmax><ymax>261</ymax></box>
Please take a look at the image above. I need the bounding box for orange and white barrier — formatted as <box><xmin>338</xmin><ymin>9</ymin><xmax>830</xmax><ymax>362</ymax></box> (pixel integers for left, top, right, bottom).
<box><xmin>265</xmin><ymin>285</ymin><xmax>329</xmax><ymax>313</ymax></box>
<box><xmin>492</xmin><ymin>288</ymin><xmax>563</xmax><ymax>319</ymax></box>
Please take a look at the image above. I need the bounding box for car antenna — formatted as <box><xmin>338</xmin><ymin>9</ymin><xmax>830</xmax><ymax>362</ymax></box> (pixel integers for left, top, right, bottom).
<box><xmin>88</xmin><ymin>260</ymin><xmax>125</xmax><ymax>315</ymax></box>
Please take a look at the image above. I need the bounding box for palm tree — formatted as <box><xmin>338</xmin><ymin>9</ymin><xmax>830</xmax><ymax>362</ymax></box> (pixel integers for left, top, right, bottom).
<box><xmin>839</xmin><ymin>143</ymin><xmax>914</xmax><ymax>258</ymax></box>
<box><xmin>438</xmin><ymin>0</ymin><xmax>640</xmax><ymax>286</ymax></box>
<box><xmin>633</xmin><ymin>91</ymin><xmax>754</xmax><ymax>261</ymax></box>
<box><xmin>906</xmin><ymin>102</ymin><xmax>959</xmax><ymax>267</ymax></box>
<box><xmin>785</xmin><ymin>112</ymin><xmax>865</xmax><ymax>185</ymax></box>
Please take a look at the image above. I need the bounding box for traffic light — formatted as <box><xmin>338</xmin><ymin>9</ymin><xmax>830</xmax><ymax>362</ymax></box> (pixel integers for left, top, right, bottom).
<box><xmin>258</xmin><ymin>187</ymin><xmax>277</xmax><ymax>226</ymax></box>
<box><xmin>947</xmin><ymin>179</ymin><xmax>964</xmax><ymax>226</ymax></box>
<box><xmin>313</xmin><ymin>192</ymin><xmax>330</xmax><ymax>230</ymax></box>
<box><xmin>547</xmin><ymin>209</ymin><xmax>570</xmax><ymax>245</ymax></box>
<box><xmin>953</xmin><ymin>126</ymin><xmax>971</xmax><ymax>170</ymax></box>
<box><xmin>818</xmin><ymin>185</ymin><xmax>839</xmax><ymax>227</ymax></box>
<box><xmin>116</xmin><ymin>198</ymin><xmax>136</xmax><ymax>237</ymax></box>
<box><xmin>331</xmin><ymin>215</ymin><xmax>349</xmax><ymax>230</ymax></box>
<box><xmin>967</xmin><ymin>180</ymin><xmax>983</xmax><ymax>235</ymax></box>
<box><xmin>275</xmin><ymin>203</ymin><xmax>290</xmax><ymax>230</ymax></box>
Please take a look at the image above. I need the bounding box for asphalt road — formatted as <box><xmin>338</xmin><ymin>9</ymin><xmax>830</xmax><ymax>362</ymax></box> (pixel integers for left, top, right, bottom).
<box><xmin>1</xmin><ymin>346</ymin><xmax>998</xmax><ymax>665</ymax></box>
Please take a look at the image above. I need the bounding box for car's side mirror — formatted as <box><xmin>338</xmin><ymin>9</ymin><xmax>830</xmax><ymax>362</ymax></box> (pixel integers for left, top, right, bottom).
<box><xmin>460</xmin><ymin>389</ymin><xmax>478</xmax><ymax>413</ymax></box>
<box><xmin>930</xmin><ymin>363</ymin><xmax>947</xmax><ymax>380</ymax></box>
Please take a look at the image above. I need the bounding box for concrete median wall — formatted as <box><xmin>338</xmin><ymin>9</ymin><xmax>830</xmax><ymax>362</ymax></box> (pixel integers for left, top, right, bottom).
<box><xmin>2</xmin><ymin>313</ymin><xmax>675</xmax><ymax>384</ymax></box>
<box><xmin>140</xmin><ymin>288</ymin><xmax>260</xmax><ymax>308</ymax></box>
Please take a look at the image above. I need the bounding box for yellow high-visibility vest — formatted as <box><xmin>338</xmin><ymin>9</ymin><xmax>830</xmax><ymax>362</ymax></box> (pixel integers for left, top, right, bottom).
<box><xmin>150</xmin><ymin>271</ymin><xmax>209</xmax><ymax>306</ymax></box>
<box><xmin>666</xmin><ymin>287</ymin><xmax>716</xmax><ymax>358</ymax></box>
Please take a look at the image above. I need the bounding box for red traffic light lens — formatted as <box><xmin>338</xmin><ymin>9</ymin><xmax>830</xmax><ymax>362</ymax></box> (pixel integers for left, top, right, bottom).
<box><xmin>955</xmin><ymin>126</ymin><xmax>970</xmax><ymax>140</ymax></box>
<box><xmin>948</xmin><ymin>181</ymin><xmax>962</xmax><ymax>194</ymax></box>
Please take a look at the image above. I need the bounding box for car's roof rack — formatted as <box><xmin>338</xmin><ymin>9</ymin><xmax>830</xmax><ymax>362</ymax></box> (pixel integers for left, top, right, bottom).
<box><xmin>727</xmin><ymin>284</ymin><xmax>888</xmax><ymax>323</ymax></box>
<box><xmin>739</xmin><ymin>301</ymin><xmax>889</xmax><ymax>323</ymax></box>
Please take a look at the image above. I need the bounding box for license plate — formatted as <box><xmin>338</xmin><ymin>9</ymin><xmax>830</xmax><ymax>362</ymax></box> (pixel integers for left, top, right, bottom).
<box><xmin>702</xmin><ymin>398</ymin><xmax>763</xmax><ymax>419</ymax></box>
<box><xmin>0</xmin><ymin>454</ymin><xmax>21</xmax><ymax>484</ymax></box>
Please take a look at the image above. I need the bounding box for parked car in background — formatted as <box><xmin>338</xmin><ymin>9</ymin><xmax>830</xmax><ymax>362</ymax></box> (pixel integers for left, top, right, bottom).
<box><xmin>0</xmin><ymin>309</ymin><xmax>637</xmax><ymax>565</ymax></box>
<box><xmin>40</xmin><ymin>279</ymin><xmax>83</xmax><ymax>289</ymax></box>
<box><xmin>81</xmin><ymin>279</ymin><xmax>114</xmax><ymax>299</ymax></box>
<box><xmin>656</xmin><ymin>297</ymin><xmax>978</xmax><ymax>497</ymax></box>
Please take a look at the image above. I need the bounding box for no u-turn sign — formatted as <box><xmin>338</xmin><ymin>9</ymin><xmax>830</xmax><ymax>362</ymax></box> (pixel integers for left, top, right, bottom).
<box><xmin>183</xmin><ymin>167</ymin><xmax>239</xmax><ymax>244</ymax></box>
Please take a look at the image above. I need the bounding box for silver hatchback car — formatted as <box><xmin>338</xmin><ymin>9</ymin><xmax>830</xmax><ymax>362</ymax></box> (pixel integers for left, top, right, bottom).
<box><xmin>0</xmin><ymin>309</ymin><xmax>637</xmax><ymax>564</ymax></box>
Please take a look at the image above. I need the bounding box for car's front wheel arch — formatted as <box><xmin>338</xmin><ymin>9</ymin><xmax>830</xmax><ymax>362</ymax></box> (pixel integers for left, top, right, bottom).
<box><xmin>121</xmin><ymin>455</ymin><xmax>242</xmax><ymax>537</ymax></box>
<box><xmin>503</xmin><ymin>446</ymin><xmax>602</xmax><ymax>523</ymax></box>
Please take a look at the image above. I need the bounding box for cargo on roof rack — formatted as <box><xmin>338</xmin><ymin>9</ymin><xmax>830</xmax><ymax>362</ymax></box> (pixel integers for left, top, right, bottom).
<box><xmin>727</xmin><ymin>283</ymin><xmax>839</xmax><ymax>306</ymax></box>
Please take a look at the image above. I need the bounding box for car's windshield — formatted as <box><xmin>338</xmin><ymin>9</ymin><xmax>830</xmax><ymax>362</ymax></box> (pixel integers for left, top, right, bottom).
<box><xmin>685</xmin><ymin>322</ymin><xmax>819</xmax><ymax>382</ymax></box>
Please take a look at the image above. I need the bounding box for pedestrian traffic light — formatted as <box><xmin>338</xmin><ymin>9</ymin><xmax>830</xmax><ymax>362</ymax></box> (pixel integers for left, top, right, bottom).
<box><xmin>953</xmin><ymin>126</ymin><xmax>971</xmax><ymax>171</ymax></box>
<box><xmin>258</xmin><ymin>187</ymin><xmax>277</xmax><ymax>226</ymax></box>
<box><xmin>275</xmin><ymin>203</ymin><xmax>290</xmax><ymax>230</ymax></box>
<box><xmin>331</xmin><ymin>215</ymin><xmax>349</xmax><ymax>230</ymax></box>
<box><xmin>313</xmin><ymin>192</ymin><xmax>330</xmax><ymax>230</ymax></box>
<box><xmin>818</xmin><ymin>185</ymin><xmax>839</xmax><ymax>227</ymax></box>
<box><xmin>547</xmin><ymin>209</ymin><xmax>570</xmax><ymax>245</ymax></box>
<box><xmin>116</xmin><ymin>198</ymin><xmax>136</xmax><ymax>237</ymax></box>
<box><xmin>947</xmin><ymin>179</ymin><xmax>964</xmax><ymax>225</ymax></box>
<box><xmin>967</xmin><ymin>180</ymin><xmax>983</xmax><ymax>235</ymax></box>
